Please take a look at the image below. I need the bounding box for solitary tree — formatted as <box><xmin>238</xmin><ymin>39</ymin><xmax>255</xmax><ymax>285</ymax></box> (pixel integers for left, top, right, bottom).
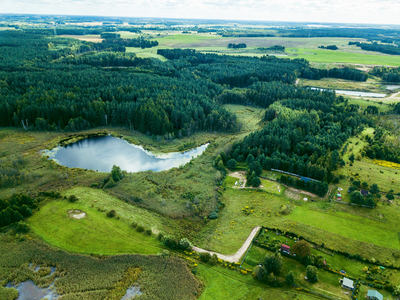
<box><xmin>349</xmin><ymin>154</ymin><xmax>355</xmax><ymax>163</ymax></box>
<box><xmin>306</xmin><ymin>265</ymin><xmax>318</xmax><ymax>282</ymax></box>
<box><xmin>370</xmin><ymin>183</ymin><xmax>380</xmax><ymax>195</ymax></box>
<box><xmin>111</xmin><ymin>165</ymin><xmax>123</xmax><ymax>182</ymax></box>
<box><xmin>291</xmin><ymin>240</ymin><xmax>311</xmax><ymax>258</ymax></box>
<box><xmin>285</xmin><ymin>270</ymin><xmax>295</xmax><ymax>286</ymax></box>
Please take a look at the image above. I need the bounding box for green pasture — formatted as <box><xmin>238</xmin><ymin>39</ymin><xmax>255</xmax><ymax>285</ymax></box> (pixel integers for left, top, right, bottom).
<box><xmin>223</xmin><ymin>104</ymin><xmax>264</xmax><ymax>132</ymax></box>
<box><xmin>126</xmin><ymin>46</ymin><xmax>170</xmax><ymax>61</ymax></box>
<box><xmin>344</xmin><ymin>98</ymin><xmax>393</xmax><ymax>112</ymax></box>
<box><xmin>337</xmin><ymin>129</ymin><xmax>400</xmax><ymax>192</ymax></box>
<box><xmin>194</xmin><ymin>188</ymin><xmax>290</xmax><ymax>254</ymax></box>
<box><xmin>299</xmin><ymin>78</ymin><xmax>387</xmax><ymax>93</ymax></box>
<box><xmin>286</xmin><ymin>205</ymin><xmax>398</xmax><ymax>249</ymax></box>
<box><xmin>197</xmin><ymin>264</ymin><xmax>315</xmax><ymax>300</ymax></box>
<box><xmin>28</xmin><ymin>193</ymin><xmax>164</xmax><ymax>255</ymax></box>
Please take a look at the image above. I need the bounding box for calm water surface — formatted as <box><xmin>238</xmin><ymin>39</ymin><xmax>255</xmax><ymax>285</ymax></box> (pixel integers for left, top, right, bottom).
<box><xmin>311</xmin><ymin>87</ymin><xmax>386</xmax><ymax>98</ymax></box>
<box><xmin>44</xmin><ymin>136</ymin><xmax>208</xmax><ymax>173</ymax></box>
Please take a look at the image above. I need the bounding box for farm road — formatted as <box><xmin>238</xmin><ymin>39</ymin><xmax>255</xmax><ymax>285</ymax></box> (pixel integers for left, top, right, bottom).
<box><xmin>193</xmin><ymin>226</ymin><xmax>261</xmax><ymax>263</ymax></box>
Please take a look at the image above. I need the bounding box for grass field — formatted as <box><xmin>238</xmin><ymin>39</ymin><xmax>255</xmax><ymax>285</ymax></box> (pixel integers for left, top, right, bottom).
<box><xmin>337</xmin><ymin>128</ymin><xmax>400</xmax><ymax>193</ymax></box>
<box><xmin>286</xmin><ymin>47</ymin><xmax>400</xmax><ymax>66</ymax></box>
<box><xmin>197</xmin><ymin>264</ymin><xmax>315</xmax><ymax>300</ymax></box>
<box><xmin>299</xmin><ymin>77</ymin><xmax>388</xmax><ymax>93</ymax></box>
<box><xmin>28</xmin><ymin>191</ymin><xmax>164</xmax><ymax>255</ymax></box>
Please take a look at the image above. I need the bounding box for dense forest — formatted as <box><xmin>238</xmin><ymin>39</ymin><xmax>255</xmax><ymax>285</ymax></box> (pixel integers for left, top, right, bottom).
<box><xmin>224</xmin><ymin>93</ymin><xmax>370</xmax><ymax>185</ymax></box>
<box><xmin>349</xmin><ymin>41</ymin><xmax>400</xmax><ymax>56</ymax></box>
<box><xmin>370</xmin><ymin>66</ymin><xmax>400</xmax><ymax>83</ymax></box>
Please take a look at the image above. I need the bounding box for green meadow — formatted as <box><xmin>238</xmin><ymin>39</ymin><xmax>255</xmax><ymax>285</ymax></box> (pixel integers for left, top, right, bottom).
<box><xmin>28</xmin><ymin>188</ymin><xmax>166</xmax><ymax>255</ymax></box>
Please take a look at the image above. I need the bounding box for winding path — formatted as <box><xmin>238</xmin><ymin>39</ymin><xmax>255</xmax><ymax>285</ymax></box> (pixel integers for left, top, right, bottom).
<box><xmin>193</xmin><ymin>226</ymin><xmax>261</xmax><ymax>263</ymax></box>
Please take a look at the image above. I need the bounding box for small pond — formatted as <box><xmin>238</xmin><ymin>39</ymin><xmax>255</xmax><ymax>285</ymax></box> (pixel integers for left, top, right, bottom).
<box><xmin>5</xmin><ymin>280</ymin><xmax>58</xmax><ymax>300</ymax></box>
<box><xmin>386</xmin><ymin>85</ymin><xmax>400</xmax><ymax>90</ymax></box>
<box><xmin>121</xmin><ymin>285</ymin><xmax>142</xmax><ymax>299</ymax></box>
<box><xmin>44</xmin><ymin>136</ymin><xmax>209</xmax><ymax>173</ymax></box>
<box><xmin>311</xmin><ymin>87</ymin><xmax>386</xmax><ymax>98</ymax></box>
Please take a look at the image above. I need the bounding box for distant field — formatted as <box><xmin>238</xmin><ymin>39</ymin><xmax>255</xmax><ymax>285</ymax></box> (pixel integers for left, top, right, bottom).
<box><xmin>59</xmin><ymin>34</ymin><xmax>103</xmax><ymax>42</ymax></box>
<box><xmin>126</xmin><ymin>46</ymin><xmax>170</xmax><ymax>61</ymax></box>
<box><xmin>223</xmin><ymin>104</ymin><xmax>264</xmax><ymax>132</ymax></box>
<box><xmin>286</xmin><ymin>47</ymin><xmax>400</xmax><ymax>66</ymax></box>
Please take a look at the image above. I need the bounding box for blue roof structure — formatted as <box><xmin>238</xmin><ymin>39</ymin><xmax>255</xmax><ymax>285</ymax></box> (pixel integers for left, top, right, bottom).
<box><xmin>367</xmin><ymin>290</ymin><xmax>383</xmax><ymax>300</ymax></box>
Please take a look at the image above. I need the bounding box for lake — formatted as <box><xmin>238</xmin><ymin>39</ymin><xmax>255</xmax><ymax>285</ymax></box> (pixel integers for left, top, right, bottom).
<box><xmin>311</xmin><ymin>87</ymin><xmax>386</xmax><ymax>98</ymax></box>
<box><xmin>44</xmin><ymin>136</ymin><xmax>209</xmax><ymax>173</ymax></box>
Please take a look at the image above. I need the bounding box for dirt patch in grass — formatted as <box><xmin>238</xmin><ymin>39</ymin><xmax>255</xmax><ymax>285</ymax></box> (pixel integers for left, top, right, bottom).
<box><xmin>68</xmin><ymin>209</ymin><xmax>86</xmax><ymax>219</ymax></box>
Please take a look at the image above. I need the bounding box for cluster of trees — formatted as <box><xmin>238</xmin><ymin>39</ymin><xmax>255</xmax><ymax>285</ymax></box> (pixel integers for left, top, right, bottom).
<box><xmin>364</xmin><ymin>128</ymin><xmax>400</xmax><ymax>163</ymax></box>
<box><xmin>0</xmin><ymin>194</ymin><xmax>35</xmax><ymax>228</ymax></box>
<box><xmin>318</xmin><ymin>45</ymin><xmax>338</xmax><ymax>50</ymax></box>
<box><xmin>301</xmin><ymin>67</ymin><xmax>368</xmax><ymax>81</ymax></box>
<box><xmin>103</xmin><ymin>37</ymin><xmax>159</xmax><ymax>48</ymax></box>
<box><xmin>370</xmin><ymin>66</ymin><xmax>400</xmax><ymax>83</ymax></box>
<box><xmin>257</xmin><ymin>45</ymin><xmax>285</xmax><ymax>52</ymax></box>
<box><xmin>227</xmin><ymin>98</ymin><xmax>366</xmax><ymax>183</ymax></box>
<box><xmin>100</xmin><ymin>32</ymin><xmax>121</xmax><ymax>39</ymax></box>
<box><xmin>223</xmin><ymin>28</ymin><xmax>400</xmax><ymax>40</ymax></box>
<box><xmin>253</xmin><ymin>251</ymin><xmax>284</xmax><ymax>286</ymax></box>
<box><xmin>349</xmin><ymin>41</ymin><xmax>400</xmax><ymax>55</ymax></box>
<box><xmin>227</xmin><ymin>43</ymin><xmax>246</xmax><ymax>48</ymax></box>
<box><xmin>279</xmin><ymin>175</ymin><xmax>328</xmax><ymax>197</ymax></box>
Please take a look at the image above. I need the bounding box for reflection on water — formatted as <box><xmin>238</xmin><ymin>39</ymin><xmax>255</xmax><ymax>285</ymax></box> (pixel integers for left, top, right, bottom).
<box><xmin>5</xmin><ymin>280</ymin><xmax>58</xmax><ymax>300</ymax></box>
<box><xmin>44</xmin><ymin>136</ymin><xmax>209</xmax><ymax>173</ymax></box>
<box><xmin>386</xmin><ymin>85</ymin><xmax>400</xmax><ymax>90</ymax></box>
<box><xmin>311</xmin><ymin>87</ymin><xmax>386</xmax><ymax>98</ymax></box>
<box><xmin>121</xmin><ymin>285</ymin><xmax>142</xmax><ymax>299</ymax></box>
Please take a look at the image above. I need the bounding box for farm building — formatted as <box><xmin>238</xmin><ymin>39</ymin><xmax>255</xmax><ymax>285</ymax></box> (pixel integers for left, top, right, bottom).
<box><xmin>281</xmin><ymin>244</ymin><xmax>290</xmax><ymax>254</ymax></box>
<box><xmin>367</xmin><ymin>290</ymin><xmax>383</xmax><ymax>300</ymax></box>
<box><xmin>341</xmin><ymin>277</ymin><xmax>354</xmax><ymax>290</ymax></box>
<box><xmin>361</xmin><ymin>189</ymin><xmax>369</xmax><ymax>196</ymax></box>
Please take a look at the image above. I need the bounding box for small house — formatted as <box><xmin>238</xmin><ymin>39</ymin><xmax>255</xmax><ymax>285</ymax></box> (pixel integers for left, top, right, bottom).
<box><xmin>361</xmin><ymin>189</ymin><xmax>369</xmax><ymax>196</ymax></box>
<box><xmin>367</xmin><ymin>290</ymin><xmax>383</xmax><ymax>300</ymax></box>
<box><xmin>281</xmin><ymin>244</ymin><xmax>290</xmax><ymax>254</ymax></box>
<box><xmin>341</xmin><ymin>277</ymin><xmax>354</xmax><ymax>290</ymax></box>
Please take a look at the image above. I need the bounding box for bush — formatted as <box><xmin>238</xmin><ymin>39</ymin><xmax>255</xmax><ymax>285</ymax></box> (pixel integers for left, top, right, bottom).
<box><xmin>68</xmin><ymin>195</ymin><xmax>78</xmax><ymax>203</ymax></box>
<box><xmin>210</xmin><ymin>254</ymin><xmax>218</xmax><ymax>265</ymax></box>
<box><xmin>136</xmin><ymin>225</ymin><xmax>145</xmax><ymax>232</ymax></box>
<box><xmin>163</xmin><ymin>235</ymin><xmax>178</xmax><ymax>249</ymax></box>
<box><xmin>106</xmin><ymin>210</ymin><xmax>116</xmax><ymax>218</ymax></box>
<box><xmin>145</xmin><ymin>229</ymin><xmax>152</xmax><ymax>236</ymax></box>
<box><xmin>208</xmin><ymin>211</ymin><xmax>218</xmax><ymax>219</ymax></box>
<box><xmin>157</xmin><ymin>232</ymin><xmax>164</xmax><ymax>241</ymax></box>
<box><xmin>179</xmin><ymin>238</ymin><xmax>193</xmax><ymax>250</ymax></box>
<box><xmin>199</xmin><ymin>252</ymin><xmax>211</xmax><ymax>263</ymax></box>
<box><xmin>16</xmin><ymin>221</ymin><xmax>30</xmax><ymax>233</ymax></box>
<box><xmin>131</xmin><ymin>222</ymin><xmax>137</xmax><ymax>228</ymax></box>
<box><xmin>104</xmin><ymin>177</ymin><xmax>116</xmax><ymax>188</ymax></box>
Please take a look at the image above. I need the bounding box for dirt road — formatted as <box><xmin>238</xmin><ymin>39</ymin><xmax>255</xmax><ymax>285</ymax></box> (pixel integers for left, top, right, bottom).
<box><xmin>193</xmin><ymin>226</ymin><xmax>261</xmax><ymax>263</ymax></box>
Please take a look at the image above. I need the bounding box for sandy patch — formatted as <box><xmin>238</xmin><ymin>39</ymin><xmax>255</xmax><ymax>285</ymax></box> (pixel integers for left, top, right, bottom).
<box><xmin>68</xmin><ymin>209</ymin><xmax>86</xmax><ymax>219</ymax></box>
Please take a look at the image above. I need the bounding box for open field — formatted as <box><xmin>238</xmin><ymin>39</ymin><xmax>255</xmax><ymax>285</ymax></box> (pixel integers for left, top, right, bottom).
<box><xmin>286</xmin><ymin>47</ymin><xmax>400</xmax><ymax>66</ymax></box>
<box><xmin>28</xmin><ymin>196</ymin><xmax>163</xmax><ymax>255</ymax></box>
<box><xmin>61</xmin><ymin>32</ymin><xmax>400</xmax><ymax>66</ymax></box>
<box><xmin>298</xmin><ymin>77</ymin><xmax>388</xmax><ymax>93</ymax></box>
<box><xmin>337</xmin><ymin>128</ymin><xmax>400</xmax><ymax>193</ymax></box>
<box><xmin>197</xmin><ymin>264</ymin><xmax>316</xmax><ymax>300</ymax></box>
<box><xmin>223</xmin><ymin>104</ymin><xmax>264</xmax><ymax>132</ymax></box>
<box><xmin>59</xmin><ymin>34</ymin><xmax>103</xmax><ymax>42</ymax></box>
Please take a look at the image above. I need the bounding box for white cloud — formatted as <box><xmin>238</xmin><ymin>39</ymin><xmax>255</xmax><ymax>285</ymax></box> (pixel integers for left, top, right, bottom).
<box><xmin>1</xmin><ymin>0</ymin><xmax>399</xmax><ymax>25</ymax></box>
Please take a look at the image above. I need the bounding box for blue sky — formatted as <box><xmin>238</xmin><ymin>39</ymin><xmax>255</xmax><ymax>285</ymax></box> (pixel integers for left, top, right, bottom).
<box><xmin>2</xmin><ymin>0</ymin><xmax>399</xmax><ymax>25</ymax></box>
